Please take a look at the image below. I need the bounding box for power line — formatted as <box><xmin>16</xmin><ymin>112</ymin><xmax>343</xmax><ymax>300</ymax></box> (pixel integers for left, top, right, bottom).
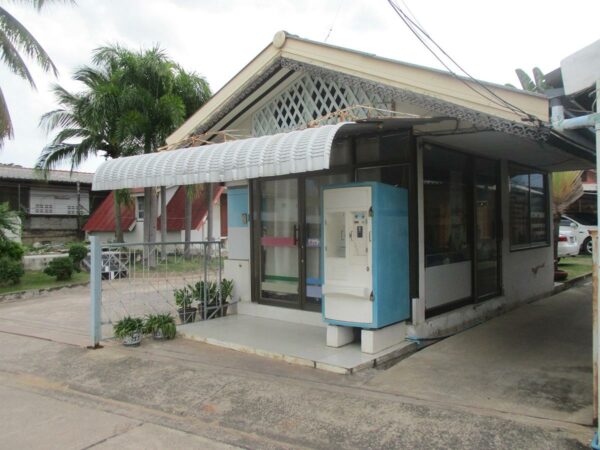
<box><xmin>386</xmin><ymin>0</ymin><xmax>539</xmax><ymax>124</ymax></box>
<box><xmin>324</xmin><ymin>0</ymin><xmax>344</xmax><ymax>43</ymax></box>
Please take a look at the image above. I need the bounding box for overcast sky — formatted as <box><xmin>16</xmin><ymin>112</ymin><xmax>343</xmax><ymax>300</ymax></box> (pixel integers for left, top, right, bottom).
<box><xmin>1</xmin><ymin>0</ymin><xmax>599</xmax><ymax>172</ymax></box>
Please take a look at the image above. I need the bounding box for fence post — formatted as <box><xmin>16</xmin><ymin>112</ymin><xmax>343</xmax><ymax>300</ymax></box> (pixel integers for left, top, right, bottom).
<box><xmin>89</xmin><ymin>235</ymin><xmax>102</xmax><ymax>348</ymax></box>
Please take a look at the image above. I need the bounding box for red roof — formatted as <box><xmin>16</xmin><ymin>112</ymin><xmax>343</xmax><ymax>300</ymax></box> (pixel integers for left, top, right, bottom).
<box><xmin>83</xmin><ymin>191</ymin><xmax>136</xmax><ymax>232</ymax></box>
<box><xmin>84</xmin><ymin>186</ymin><xmax>226</xmax><ymax>233</ymax></box>
<box><xmin>158</xmin><ymin>186</ymin><xmax>225</xmax><ymax>231</ymax></box>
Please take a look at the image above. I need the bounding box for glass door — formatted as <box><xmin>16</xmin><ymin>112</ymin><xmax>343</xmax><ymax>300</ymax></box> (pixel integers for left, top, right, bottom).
<box><xmin>258</xmin><ymin>178</ymin><xmax>300</xmax><ymax>306</ymax></box>
<box><xmin>303</xmin><ymin>173</ymin><xmax>351</xmax><ymax>311</ymax></box>
<box><xmin>474</xmin><ymin>159</ymin><xmax>501</xmax><ymax>299</ymax></box>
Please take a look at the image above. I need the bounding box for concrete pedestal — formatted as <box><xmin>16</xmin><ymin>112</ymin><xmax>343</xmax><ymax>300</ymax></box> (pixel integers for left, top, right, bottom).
<box><xmin>326</xmin><ymin>325</ymin><xmax>354</xmax><ymax>348</ymax></box>
<box><xmin>361</xmin><ymin>322</ymin><xmax>407</xmax><ymax>354</ymax></box>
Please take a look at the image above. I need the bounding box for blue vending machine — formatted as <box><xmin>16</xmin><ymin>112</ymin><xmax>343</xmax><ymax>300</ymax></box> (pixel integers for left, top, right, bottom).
<box><xmin>322</xmin><ymin>182</ymin><xmax>409</xmax><ymax>329</ymax></box>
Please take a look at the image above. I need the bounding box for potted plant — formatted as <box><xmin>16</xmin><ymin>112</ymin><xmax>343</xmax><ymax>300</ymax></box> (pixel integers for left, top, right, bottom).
<box><xmin>113</xmin><ymin>316</ymin><xmax>143</xmax><ymax>346</ymax></box>
<box><xmin>174</xmin><ymin>286</ymin><xmax>196</xmax><ymax>324</ymax></box>
<box><xmin>144</xmin><ymin>313</ymin><xmax>176</xmax><ymax>340</ymax></box>
<box><xmin>190</xmin><ymin>280</ymin><xmax>217</xmax><ymax>319</ymax></box>
<box><xmin>218</xmin><ymin>279</ymin><xmax>234</xmax><ymax>317</ymax></box>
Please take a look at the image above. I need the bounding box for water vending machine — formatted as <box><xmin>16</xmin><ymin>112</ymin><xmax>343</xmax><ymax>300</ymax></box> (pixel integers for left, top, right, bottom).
<box><xmin>322</xmin><ymin>182</ymin><xmax>409</xmax><ymax>329</ymax></box>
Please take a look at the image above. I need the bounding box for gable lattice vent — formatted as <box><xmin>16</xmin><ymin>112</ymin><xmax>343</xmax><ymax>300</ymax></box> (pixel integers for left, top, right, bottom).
<box><xmin>252</xmin><ymin>74</ymin><xmax>392</xmax><ymax>136</ymax></box>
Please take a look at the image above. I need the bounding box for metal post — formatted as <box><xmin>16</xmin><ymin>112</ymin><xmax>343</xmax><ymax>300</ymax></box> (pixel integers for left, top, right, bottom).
<box><xmin>89</xmin><ymin>235</ymin><xmax>102</xmax><ymax>348</ymax></box>
<box><xmin>593</xmin><ymin>229</ymin><xmax>598</xmax><ymax>427</ymax></box>
<box><xmin>596</xmin><ymin>79</ymin><xmax>600</xmax><ymax>439</ymax></box>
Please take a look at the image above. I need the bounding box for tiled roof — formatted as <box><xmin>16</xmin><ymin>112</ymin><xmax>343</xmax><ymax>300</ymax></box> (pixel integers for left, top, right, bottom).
<box><xmin>84</xmin><ymin>186</ymin><xmax>225</xmax><ymax>233</ymax></box>
<box><xmin>0</xmin><ymin>164</ymin><xmax>94</xmax><ymax>184</ymax></box>
<box><xmin>83</xmin><ymin>191</ymin><xmax>136</xmax><ymax>232</ymax></box>
<box><xmin>158</xmin><ymin>186</ymin><xmax>225</xmax><ymax>231</ymax></box>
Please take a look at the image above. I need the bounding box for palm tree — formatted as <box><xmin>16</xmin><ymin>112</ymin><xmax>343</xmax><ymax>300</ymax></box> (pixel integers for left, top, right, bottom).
<box><xmin>37</xmin><ymin>63</ymin><xmax>137</xmax><ymax>241</ymax></box>
<box><xmin>0</xmin><ymin>0</ymin><xmax>64</xmax><ymax>147</ymax></box>
<box><xmin>114</xmin><ymin>189</ymin><xmax>133</xmax><ymax>243</ymax></box>
<box><xmin>183</xmin><ymin>184</ymin><xmax>205</xmax><ymax>259</ymax></box>
<box><xmin>90</xmin><ymin>45</ymin><xmax>211</xmax><ymax>255</ymax></box>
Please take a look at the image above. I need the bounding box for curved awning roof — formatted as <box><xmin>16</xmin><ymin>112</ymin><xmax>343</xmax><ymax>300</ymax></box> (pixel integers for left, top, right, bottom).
<box><xmin>92</xmin><ymin>123</ymin><xmax>351</xmax><ymax>190</ymax></box>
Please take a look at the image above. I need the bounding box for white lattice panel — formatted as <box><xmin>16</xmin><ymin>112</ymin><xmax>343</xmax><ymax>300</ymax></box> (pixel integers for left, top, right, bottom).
<box><xmin>252</xmin><ymin>74</ymin><xmax>392</xmax><ymax>136</ymax></box>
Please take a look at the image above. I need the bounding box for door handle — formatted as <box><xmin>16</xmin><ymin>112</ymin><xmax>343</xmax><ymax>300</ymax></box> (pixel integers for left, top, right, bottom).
<box><xmin>293</xmin><ymin>224</ymin><xmax>298</xmax><ymax>246</ymax></box>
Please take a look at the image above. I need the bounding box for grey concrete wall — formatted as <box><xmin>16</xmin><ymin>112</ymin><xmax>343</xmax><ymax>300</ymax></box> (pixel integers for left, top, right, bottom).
<box><xmin>26</xmin><ymin>216</ymin><xmax>78</xmax><ymax>230</ymax></box>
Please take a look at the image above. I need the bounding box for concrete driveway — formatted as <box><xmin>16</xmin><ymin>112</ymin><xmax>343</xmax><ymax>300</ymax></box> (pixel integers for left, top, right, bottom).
<box><xmin>367</xmin><ymin>283</ymin><xmax>593</xmax><ymax>426</ymax></box>
<box><xmin>0</xmin><ymin>280</ymin><xmax>593</xmax><ymax>447</ymax></box>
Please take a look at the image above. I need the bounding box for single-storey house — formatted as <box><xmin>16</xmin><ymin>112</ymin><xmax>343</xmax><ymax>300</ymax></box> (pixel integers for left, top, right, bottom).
<box><xmin>91</xmin><ymin>32</ymin><xmax>594</xmax><ymax>349</ymax></box>
<box><xmin>83</xmin><ymin>185</ymin><xmax>227</xmax><ymax>244</ymax></box>
<box><xmin>0</xmin><ymin>163</ymin><xmax>104</xmax><ymax>244</ymax></box>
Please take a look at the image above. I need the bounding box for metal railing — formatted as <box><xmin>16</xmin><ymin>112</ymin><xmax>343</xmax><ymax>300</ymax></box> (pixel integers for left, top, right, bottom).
<box><xmin>89</xmin><ymin>236</ymin><xmax>227</xmax><ymax>347</ymax></box>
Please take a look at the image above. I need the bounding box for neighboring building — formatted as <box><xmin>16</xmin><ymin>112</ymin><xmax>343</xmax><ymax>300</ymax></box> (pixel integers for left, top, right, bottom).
<box><xmin>544</xmin><ymin>62</ymin><xmax>597</xmax><ymax>215</ymax></box>
<box><xmin>91</xmin><ymin>32</ymin><xmax>594</xmax><ymax>347</ymax></box>
<box><xmin>0</xmin><ymin>164</ymin><xmax>105</xmax><ymax>244</ymax></box>
<box><xmin>83</xmin><ymin>185</ymin><xmax>227</xmax><ymax>244</ymax></box>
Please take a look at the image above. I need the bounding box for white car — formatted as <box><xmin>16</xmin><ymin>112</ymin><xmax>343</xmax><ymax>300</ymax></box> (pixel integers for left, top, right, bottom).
<box><xmin>558</xmin><ymin>228</ymin><xmax>579</xmax><ymax>258</ymax></box>
<box><xmin>561</xmin><ymin>213</ymin><xmax>597</xmax><ymax>255</ymax></box>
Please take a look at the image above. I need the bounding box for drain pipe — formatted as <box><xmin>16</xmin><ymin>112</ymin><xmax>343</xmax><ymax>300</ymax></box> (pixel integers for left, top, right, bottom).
<box><xmin>551</xmin><ymin>81</ymin><xmax>600</xmax><ymax>448</ymax></box>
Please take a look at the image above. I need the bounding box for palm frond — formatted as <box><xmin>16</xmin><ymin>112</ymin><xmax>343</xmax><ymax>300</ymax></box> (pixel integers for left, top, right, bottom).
<box><xmin>0</xmin><ymin>6</ymin><xmax>57</xmax><ymax>78</ymax></box>
<box><xmin>0</xmin><ymin>26</ymin><xmax>35</xmax><ymax>85</ymax></box>
<box><xmin>552</xmin><ymin>171</ymin><xmax>584</xmax><ymax>216</ymax></box>
<box><xmin>0</xmin><ymin>85</ymin><xmax>13</xmax><ymax>147</ymax></box>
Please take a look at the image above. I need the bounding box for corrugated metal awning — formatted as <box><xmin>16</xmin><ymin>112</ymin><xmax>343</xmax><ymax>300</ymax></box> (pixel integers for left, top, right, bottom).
<box><xmin>92</xmin><ymin>123</ymin><xmax>351</xmax><ymax>190</ymax></box>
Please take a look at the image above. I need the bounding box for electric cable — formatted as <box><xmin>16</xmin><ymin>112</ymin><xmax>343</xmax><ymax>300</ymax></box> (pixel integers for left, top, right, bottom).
<box><xmin>386</xmin><ymin>0</ymin><xmax>540</xmax><ymax>124</ymax></box>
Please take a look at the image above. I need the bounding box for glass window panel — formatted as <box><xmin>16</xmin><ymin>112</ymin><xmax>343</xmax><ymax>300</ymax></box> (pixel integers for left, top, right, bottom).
<box><xmin>508</xmin><ymin>164</ymin><xmax>548</xmax><ymax>249</ymax></box>
<box><xmin>330</xmin><ymin>138</ymin><xmax>353</xmax><ymax>166</ymax></box>
<box><xmin>509</xmin><ymin>169</ymin><xmax>529</xmax><ymax>246</ymax></box>
<box><xmin>304</xmin><ymin>173</ymin><xmax>351</xmax><ymax>308</ymax></box>
<box><xmin>423</xmin><ymin>145</ymin><xmax>471</xmax><ymax>267</ymax></box>
<box><xmin>259</xmin><ymin>178</ymin><xmax>299</xmax><ymax>302</ymax></box>
<box><xmin>529</xmin><ymin>173</ymin><xmax>547</xmax><ymax>243</ymax></box>
<box><xmin>357</xmin><ymin>164</ymin><xmax>410</xmax><ymax>188</ymax></box>
<box><xmin>355</xmin><ymin>132</ymin><xmax>410</xmax><ymax>164</ymax></box>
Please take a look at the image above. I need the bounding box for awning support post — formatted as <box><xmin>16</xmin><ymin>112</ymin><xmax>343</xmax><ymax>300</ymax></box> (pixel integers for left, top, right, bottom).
<box><xmin>551</xmin><ymin>80</ymin><xmax>600</xmax><ymax>448</ymax></box>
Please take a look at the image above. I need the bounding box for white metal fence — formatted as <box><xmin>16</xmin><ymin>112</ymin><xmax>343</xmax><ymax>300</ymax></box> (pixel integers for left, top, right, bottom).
<box><xmin>89</xmin><ymin>236</ymin><xmax>227</xmax><ymax>346</ymax></box>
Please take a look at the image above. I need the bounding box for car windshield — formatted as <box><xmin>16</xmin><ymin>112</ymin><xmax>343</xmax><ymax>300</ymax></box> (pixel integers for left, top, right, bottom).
<box><xmin>565</xmin><ymin>213</ymin><xmax>597</xmax><ymax>226</ymax></box>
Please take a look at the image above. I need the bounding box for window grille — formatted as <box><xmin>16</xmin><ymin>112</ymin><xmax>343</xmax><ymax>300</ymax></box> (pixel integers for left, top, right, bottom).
<box><xmin>252</xmin><ymin>74</ymin><xmax>392</xmax><ymax>136</ymax></box>
<box><xmin>34</xmin><ymin>204</ymin><xmax>53</xmax><ymax>214</ymax></box>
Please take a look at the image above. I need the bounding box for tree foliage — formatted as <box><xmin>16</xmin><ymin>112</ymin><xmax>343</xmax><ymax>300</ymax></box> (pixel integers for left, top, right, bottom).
<box><xmin>0</xmin><ymin>0</ymin><xmax>68</xmax><ymax>147</ymax></box>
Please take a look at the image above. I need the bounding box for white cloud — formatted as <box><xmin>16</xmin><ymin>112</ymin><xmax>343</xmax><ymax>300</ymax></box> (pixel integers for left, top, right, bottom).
<box><xmin>1</xmin><ymin>0</ymin><xmax>599</xmax><ymax>172</ymax></box>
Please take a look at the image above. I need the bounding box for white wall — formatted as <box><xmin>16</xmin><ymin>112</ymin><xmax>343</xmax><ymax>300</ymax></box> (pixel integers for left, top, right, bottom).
<box><xmin>499</xmin><ymin>160</ymin><xmax>554</xmax><ymax>302</ymax></box>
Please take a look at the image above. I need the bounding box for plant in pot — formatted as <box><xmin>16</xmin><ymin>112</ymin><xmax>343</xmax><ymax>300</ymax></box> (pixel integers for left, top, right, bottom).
<box><xmin>218</xmin><ymin>278</ymin><xmax>234</xmax><ymax>317</ymax></box>
<box><xmin>144</xmin><ymin>313</ymin><xmax>176</xmax><ymax>340</ymax></box>
<box><xmin>113</xmin><ymin>316</ymin><xmax>144</xmax><ymax>346</ymax></box>
<box><xmin>190</xmin><ymin>280</ymin><xmax>218</xmax><ymax>319</ymax></box>
<box><xmin>174</xmin><ymin>286</ymin><xmax>196</xmax><ymax>324</ymax></box>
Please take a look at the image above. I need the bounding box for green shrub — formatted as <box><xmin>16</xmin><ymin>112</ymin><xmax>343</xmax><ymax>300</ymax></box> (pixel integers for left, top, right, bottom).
<box><xmin>0</xmin><ymin>256</ymin><xmax>24</xmax><ymax>285</ymax></box>
<box><xmin>68</xmin><ymin>243</ymin><xmax>88</xmax><ymax>271</ymax></box>
<box><xmin>0</xmin><ymin>239</ymin><xmax>24</xmax><ymax>261</ymax></box>
<box><xmin>44</xmin><ymin>257</ymin><xmax>74</xmax><ymax>281</ymax></box>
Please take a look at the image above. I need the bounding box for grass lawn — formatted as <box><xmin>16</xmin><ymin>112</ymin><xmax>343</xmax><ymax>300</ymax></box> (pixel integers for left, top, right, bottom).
<box><xmin>558</xmin><ymin>255</ymin><xmax>592</xmax><ymax>280</ymax></box>
<box><xmin>131</xmin><ymin>255</ymin><xmax>225</xmax><ymax>274</ymax></box>
<box><xmin>0</xmin><ymin>271</ymin><xmax>89</xmax><ymax>295</ymax></box>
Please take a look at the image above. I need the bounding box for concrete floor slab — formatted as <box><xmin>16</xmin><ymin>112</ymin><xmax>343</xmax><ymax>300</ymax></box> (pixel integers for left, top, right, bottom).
<box><xmin>92</xmin><ymin>422</ymin><xmax>239</xmax><ymax>449</ymax></box>
<box><xmin>178</xmin><ymin>314</ymin><xmax>416</xmax><ymax>373</ymax></box>
<box><xmin>0</xmin><ymin>384</ymin><xmax>139</xmax><ymax>450</ymax></box>
<box><xmin>367</xmin><ymin>283</ymin><xmax>593</xmax><ymax>425</ymax></box>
